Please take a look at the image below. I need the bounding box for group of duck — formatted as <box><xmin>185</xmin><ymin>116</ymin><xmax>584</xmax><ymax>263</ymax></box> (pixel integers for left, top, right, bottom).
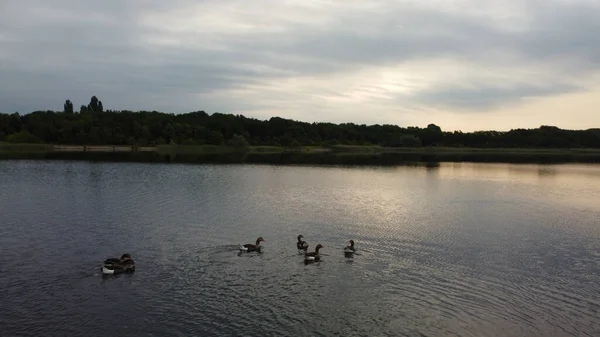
<box><xmin>239</xmin><ymin>234</ymin><xmax>356</xmax><ymax>264</ymax></box>
<box><xmin>100</xmin><ymin>235</ymin><xmax>356</xmax><ymax>275</ymax></box>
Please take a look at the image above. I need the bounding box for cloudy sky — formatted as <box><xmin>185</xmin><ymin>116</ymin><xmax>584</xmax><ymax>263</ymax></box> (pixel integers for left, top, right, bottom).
<box><xmin>1</xmin><ymin>0</ymin><xmax>599</xmax><ymax>131</ymax></box>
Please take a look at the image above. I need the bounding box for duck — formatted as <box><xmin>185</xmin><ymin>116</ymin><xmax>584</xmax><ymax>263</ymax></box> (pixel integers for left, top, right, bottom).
<box><xmin>304</xmin><ymin>244</ymin><xmax>324</xmax><ymax>264</ymax></box>
<box><xmin>101</xmin><ymin>253</ymin><xmax>135</xmax><ymax>275</ymax></box>
<box><xmin>296</xmin><ymin>234</ymin><xmax>309</xmax><ymax>252</ymax></box>
<box><xmin>239</xmin><ymin>237</ymin><xmax>265</xmax><ymax>253</ymax></box>
<box><xmin>344</xmin><ymin>239</ymin><xmax>355</xmax><ymax>257</ymax></box>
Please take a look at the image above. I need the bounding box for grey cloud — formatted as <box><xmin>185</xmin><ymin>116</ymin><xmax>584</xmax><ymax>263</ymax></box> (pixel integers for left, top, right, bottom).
<box><xmin>0</xmin><ymin>1</ymin><xmax>267</xmax><ymax>112</ymax></box>
<box><xmin>507</xmin><ymin>4</ymin><xmax>600</xmax><ymax>72</ymax></box>
<box><xmin>227</xmin><ymin>9</ymin><xmax>498</xmax><ymax>66</ymax></box>
<box><xmin>227</xmin><ymin>2</ymin><xmax>600</xmax><ymax>75</ymax></box>
<box><xmin>0</xmin><ymin>58</ymin><xmax>270</xmax><ymax>113</ymax></box>
<box><xmin>217</xmin><ymin>2</ymin><xmax>600</xmax><ymax>110</ymax></box>
<box><xmin>0</xmin><ymin>0</ymin><xmax>599</xmax><ymax>115</ymax></box>
<box><xmin>409</xmin><ymin>83</ymin><xmax>582</xmax><ymax>111</ymax></box>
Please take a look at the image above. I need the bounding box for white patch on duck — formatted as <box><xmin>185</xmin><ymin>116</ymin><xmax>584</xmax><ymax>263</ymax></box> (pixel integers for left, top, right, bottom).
<box><xmin>239</xmin><ymin>237</ymin><xmax>265</xmax><ymax>252</ymax></box>
<box><xmin>101</xmin><ymin>254</ymin><xmax>135</xmax><ymax>275</ymax></box>
<box><xmin>304</xmin><ymin>244</ymin><xmax>323</xmax><ymax>263</ymax></box>
<box><xmin>297</xmin><ymin>234</ymin><xmax>309</xmax><ymax>251</ymax></box>
<box><xmin>344</xmin><ymin>240</ymin><xmax>355</xmax><ymax>256</ymax></box>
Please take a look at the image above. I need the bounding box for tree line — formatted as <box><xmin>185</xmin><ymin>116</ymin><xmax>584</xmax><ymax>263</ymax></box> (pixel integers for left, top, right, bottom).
<box><xmin>1</xmin><ymin>96</ymin><xmax>599</xmax><ymax>148</ymax></box>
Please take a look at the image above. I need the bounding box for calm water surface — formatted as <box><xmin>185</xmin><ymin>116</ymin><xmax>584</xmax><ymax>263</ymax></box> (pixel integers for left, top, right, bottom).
<box><xmin>0</xmin><ymin>160</ymin><xmax>599</xmax><ymax>337</ymax></box>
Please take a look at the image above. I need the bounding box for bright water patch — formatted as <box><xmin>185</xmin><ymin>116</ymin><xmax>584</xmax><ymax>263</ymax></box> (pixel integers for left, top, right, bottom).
<box><xmin>0</xmin><ymin>161</ymin><xmax>599</xmax><ymax>336</ymax></box>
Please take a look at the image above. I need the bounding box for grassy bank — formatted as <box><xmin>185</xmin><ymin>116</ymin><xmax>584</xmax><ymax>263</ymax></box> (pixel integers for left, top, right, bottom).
<box><xmin>3</xmin><ymin>143</ymin><xmax>600</xmax><ymax>165</ymax></box>
<box><xmin>0</xmin><ymin>142</ymin><xmax>54</xmax><ymax>152</ymax></box>
<box><xmin>3</xmin><ymin>142</ymin><xmax>600</xmax><ymax>156</ymax></box>
<box><xmin>325</xmin><ymin>145</ymin><xmax>600</xmax><ymax>155</ymax></box>
<box><xmin>155</xmin><ymin>144</ymin><xmax>286</xmax><ymax>154</ymax></box>
<box><xmin>0</xmin><ymin>143</ymin><xmax>286</xmax><ymax>154</ymax></box>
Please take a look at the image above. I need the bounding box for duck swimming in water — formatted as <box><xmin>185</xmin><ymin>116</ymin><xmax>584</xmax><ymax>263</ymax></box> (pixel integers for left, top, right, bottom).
<box><xmin>296</xmin><ymin>234</ymin><xmax>309</xmax><ymax>252</ymax></box>
<box><xmin>304</xmin><ymin>244</ymin><xmax>323</xmax><ymax>264</ymax></box>
<box><xmin>101</xmin><ymin>253</ymin><xmax>135</xmax><ymax>275</ymax></box>
<box><xmin>344</xmin><ymin>239</ymin><xmax>355</xmax><ymax>257</ymax></box>
<box><xmin>239</xmin><ymin>237</ymin><xmax>265</xmax><ymax>253</ymax></box>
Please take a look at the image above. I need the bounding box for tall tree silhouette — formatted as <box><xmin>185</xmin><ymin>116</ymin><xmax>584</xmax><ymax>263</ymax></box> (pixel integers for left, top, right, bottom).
<box><xmin>87</xmin><ymin>96</ymin><xmax>103</xmax><ymax>113</ymax></box>
<box><xmin>63</xmin><ymin>100</ymin><xmax>74</xmax><ymax>114</ymax></box>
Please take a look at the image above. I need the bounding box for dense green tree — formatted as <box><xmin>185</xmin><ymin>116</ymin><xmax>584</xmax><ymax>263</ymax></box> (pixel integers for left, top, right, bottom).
<box><xmin>1</xmin><ymin>95</ymin><xmax>599</xmax><ymax>148</ymax></box>
<box><xmin>228</xmin><ymin>133</ymin><xmax>250</xmax><ymax>150</ymax></box>
<box><xmin>5</xmin><ymin>131</ymin><xmax>42</xmax><ymax>143</ymax></box>
<box><xmin>208</xmin><ymin>130</ymin><xmax>224</xmax><ymax>145</ymax></box>
<box><xmin>88</xmin><ymin>96</ymin><xmax>100</xmax><ymax>113</ymax></box>
<box><xmin>63</xmin><ymin>100</ymin><xmax>74</xmax><ymax>114</ymax></box>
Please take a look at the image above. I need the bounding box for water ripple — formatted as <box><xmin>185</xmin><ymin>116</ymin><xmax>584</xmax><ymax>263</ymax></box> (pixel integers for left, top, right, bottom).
<box><xmin>0</xmin><ymin>161</ymin><xmax>599</xmax><ymax>336</ymax></box>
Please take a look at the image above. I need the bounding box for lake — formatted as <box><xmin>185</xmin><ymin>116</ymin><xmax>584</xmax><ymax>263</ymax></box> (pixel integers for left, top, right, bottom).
<box><xmin>0</xmin><ymin>160</ymin><xmax>599</xmax><ymax>337</ymax></box>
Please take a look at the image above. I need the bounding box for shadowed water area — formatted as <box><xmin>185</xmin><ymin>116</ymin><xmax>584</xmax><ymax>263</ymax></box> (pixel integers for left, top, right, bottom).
<box><xmin>0</xmin><ymin>160</ymin><xmax>599</xmax><ymax>337</ymax></box>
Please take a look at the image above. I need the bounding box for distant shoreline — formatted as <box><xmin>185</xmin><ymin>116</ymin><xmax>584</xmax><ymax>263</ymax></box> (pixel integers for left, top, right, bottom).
<box><xmin>3</xmin><ymin>143</ymin><xmax>600</xmax><ymax>157</ymax></box>
<box><xmin>4</xmin><ymin>143</ymin><xmax>600</xmax><ymax>166</ymax></box>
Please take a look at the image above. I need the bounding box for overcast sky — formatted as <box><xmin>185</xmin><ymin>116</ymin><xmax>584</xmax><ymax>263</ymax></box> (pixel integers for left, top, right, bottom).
<box><xmin>1</xmin><ymin>0</ymin><xmax>599</xmax><ymax>131</ymax></box>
